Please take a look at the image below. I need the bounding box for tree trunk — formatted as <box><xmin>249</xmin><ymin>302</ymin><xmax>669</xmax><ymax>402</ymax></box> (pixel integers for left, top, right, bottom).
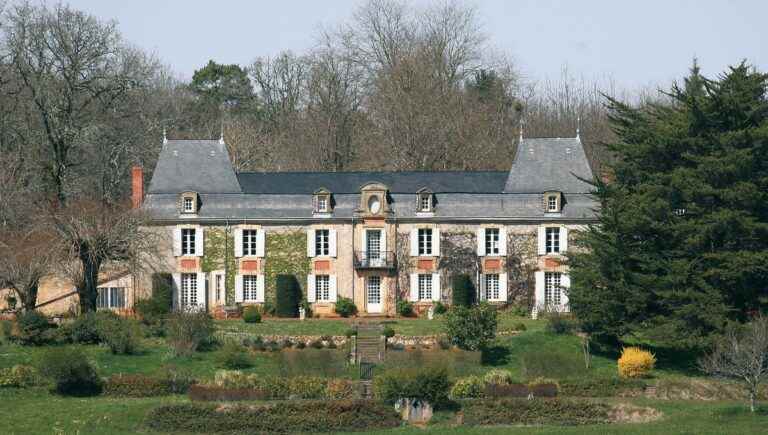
<box><xmin>21</xmin><ymin>284</ymin><xmax>39</xmax><ymax>312</ymax></box>
<box><xmin>78</xmin><ymin>250</ymin><xmax>102</xmax><ymax>313</ymax></box>
<box><xmin>750</xmin><ymin>390</ymin><xmax>756</xmax><ymax>413</ymax></box>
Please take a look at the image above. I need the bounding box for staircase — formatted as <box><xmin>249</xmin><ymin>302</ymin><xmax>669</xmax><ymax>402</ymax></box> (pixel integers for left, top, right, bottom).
<box><xmin>355</xmin><ymin>322</ymin><xmax>384</xmax><ymax>399</ymax></box>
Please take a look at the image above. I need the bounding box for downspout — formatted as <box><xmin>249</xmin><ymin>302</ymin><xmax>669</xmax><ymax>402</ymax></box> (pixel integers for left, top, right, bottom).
<box><xmin>351</xmin><ymin>215</ymin><xmax>355</xmax><ymax>306</ymax></box>
<box><xmin>225</xmin><ymin>219</ymin><xmax>230</xmax><ymax>307</ymax></box>
<box><xmin>393</xmin><ymin>212</ymin><xmax>399</xmax><ymax>314</ymax></box>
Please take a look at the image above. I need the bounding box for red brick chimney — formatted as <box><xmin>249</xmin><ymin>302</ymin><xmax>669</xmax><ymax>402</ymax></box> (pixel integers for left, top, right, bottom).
<box><xmin>131</xmin><ymin>166</ymin><xmax>144</xmax><ymax>209</ymax></box>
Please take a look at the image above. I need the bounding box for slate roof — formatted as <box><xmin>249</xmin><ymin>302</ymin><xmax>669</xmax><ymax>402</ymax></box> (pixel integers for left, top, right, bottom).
<box><xmin>504</xmin><ymin>137</ymin><xmax>594</xmax><ymax>193</ymax></box>
<box><xmin>147</xmin><ymin>140</ymin><xmax>241</xmax><ymax>194</ymax></box>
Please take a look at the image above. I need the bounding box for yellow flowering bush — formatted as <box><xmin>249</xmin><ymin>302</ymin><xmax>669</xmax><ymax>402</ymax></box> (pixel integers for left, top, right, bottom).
<box><xmin>618</xmin><ymin>347</ymin><xmax>656</xmax><ymax>378</ymax></box>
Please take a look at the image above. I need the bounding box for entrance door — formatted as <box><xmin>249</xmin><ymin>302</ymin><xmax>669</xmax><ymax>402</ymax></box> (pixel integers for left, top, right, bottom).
<box><xmin>366</xmin><ymin>229</ymin><xmax>382</xmax><ymax>267</ymax></box>
<box><xmin>366</xmin><ymin>276</ymin><xmax>382</xmax><ymax>313</ymax></box>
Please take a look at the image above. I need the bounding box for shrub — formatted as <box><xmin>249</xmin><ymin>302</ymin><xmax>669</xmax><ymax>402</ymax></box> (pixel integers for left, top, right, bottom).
<box><xmin>37</xmin><ymin>348</ymin><xmax>101</xmax><ymax>396</ymax></box>
<box><xmin>158</xmin><ymin>364</ymin><xmax>196</xmax><ymax>394</ymax></box>
<box><xmin>242</xmin><ymin>306</ymin><xmax>262</xmax><ymax>323</ymax></box>
<box><xmin>334</xmin><ymin>297</ymin><xmax>357</xmax><ymax>318</ymax></box>
<box><xmin>261</xmin><ymin>300</ymin><xmax>276</xmax><ymax>316</ymax></box>
<box><xmin>444</xmin><ymin>303</ymin><xmax>498</xmax><ymax>350</ymax></box>
<box><xmin>1</xmin><ymin>320</ymin><xmax>13</xmax><ymax>341</ymax></box>
<box><xmin>165</xmin><ymin>311</ymin><xmax>215</xmax><ymax>357</ymax></box>
<box><xmin>309</xmin><ymin>339</ymin><xmax>324</xmax><ymax>349</ymax></box>
<box><xmin>373</xmin><ymin>368</ymin><xmax>450</xmax><ymax>406</ymax></box>
<box><xmin>484</xmin><ymin>383</ymin><xmax>530</xmax><ymax>398</ymax></box>
<box><xmin>136</xmin><ymin>274</ymin><xmax>174</xmax><ymax>337</ymax></box>
<box><xmin>213</xmin><ymin>371</ymin><xmax>290</xmax><ymax>399</ymax></box>
<box><xmin>396</xmin><ymin>300</ymin><xmax>414</xmax><ymax>317</ymax></box>
<box><xmin>288</xmin><ymin>376</ymin><xmax>327</xmax><ymax>399</ymax></box>
<box><xmin>544</xmin><ymin>311</ymin><xmax>574</xmax><ymax>334</ymax></box>
<box><xmin>433</xmin><ymin>301</ymin><xmax>447</xmax><ymax>315</ymax></box>
<box><xmin>103</xmin><ymin>374</ymin><xmax>174</xmax><ymax>397</ymax></box>
<box><xmin>618</xmin><ymin>347</ymin><xmax>656</xmax><ymax>378</ymax></box>
<box><xmin>188</xmin><ymin>384</ymin><xmax>269</xmax><ymax>401</ymax></box>
<box><xmin>344</xmin><ymin>328</ymin><xmax>357</xmax><ymax>338</ymax></box>
<box><xmin>145</xmin><ymin>401</ymin><xmax>401</xmax><ymax>434</ymax></box>
<box><xmin>508</xmin><ymin>304</ymin><xmax>529</xmax><ymax>317</ymax></box>
<box><xmin>0</xmin><ymin>365</ymin><xmax>40</xmax><ymax>388</ymax></box>
<box><xmin>461</xmin><ymin>399</ymin><xmax>611</xmax><ymax>426</ymax></box>
<box><xmin>14</xmin><ymin>311</ymin><xmax>54</xmax><ymax>345</ymax></box>
<box><xmin>382</xmin><ymin>326</ymin><xmax>395</xmax><ymax>338</ymax></box>
<box><xmin>452</xmin><ymin>274</ymin><xmax>475</xmax><ymax>307</ymax></box>
<box><xmin>326</xmin><ymin>379</ymin><xmax>357</xmax><ymax>400</ymax></box>
<box><xmin>559</xmin><ymin>377</ymin><xmax>646</xmax><ymax>397</ymax></box>
<box><xmin>67</xmin><ymin>313</ymin><xmax>103</xmax><ymax>344</ymax></box>
<box><xmin>450</xmin><ymin>375</ymin><xmax>486</xmax><ymax>399</ymax></box>
<box><xmin>275</xmin><ymin>274</ymin><xmax>301</xmax><ymax>318</ymax></box>
<box><xmin>97</xmin><ymin>313</ymin><xmax>142</xmax><ymax>354</ymax></box>
<box><xmin>512</xmin><ymin>322</ymin><xmax>527</xmax><ymax>331</ymax></box>
<box><xmin>217</xmin><ymin>342</ymin><xmax>252</xmax><ymax>369</ymax></box>
<box><xmin>483</xmin><ymin>369</ymin><xmax>514</xmax><ymax>385</ymax></box>
<box><xmin>528</xmin><ymin>377</ymin><xmax>559</xmax><ymax>397</ymax></box>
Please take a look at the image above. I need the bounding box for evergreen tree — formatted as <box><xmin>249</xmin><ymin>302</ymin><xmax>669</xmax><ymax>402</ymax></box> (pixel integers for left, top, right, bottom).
<box><xmin>569</xmin><ymin>62</ymin><xmax>768</xmax><ymax>348</ymax></box>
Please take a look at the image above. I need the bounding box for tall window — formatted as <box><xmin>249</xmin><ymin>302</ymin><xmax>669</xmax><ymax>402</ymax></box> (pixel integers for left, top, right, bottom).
<box><xmin>485</xmin><ymin>228</ymin><xmax>500</xmax><ymax>255</ymax></box>
<box><xmin>418</xmin><ymin>274</ymin><xmax>433</xmax><ymax>300</ymax></box>
<box><xmin>547</xmin><ymin>195</ymin><xmax>558</xmax><ymax>212</ymax></box>
<box><xmin>181</xmin><ymin>273</ymin><xmax>198</xmax><ymax>308</ymax></box>
<box><xmin>183</xmin><ymin>197</ymin><xmax>194</xmax><ymax>213</ymax></box>
<box><xmin>242</xmin><ymin>230</ymin><xmax>258</xmax><ymax>256</ymax></box>
<box><xmin>97</xmin><ymin>287</ymin><xmax>126</xmax><ymax>309</ymax></box>
<box><xmin>544</xmin><ymin>272</ymin><xmax>562</xmax><ymax>306</ymax></box>
<box><xmin>315</xmin><ymin>275</ymin><xmax>330</xmax><ymax>301</ymax></box>
<box><xmin>243</xmin><ymin>275</ymin><xmax>259</xmax><ymax>301</ymax></box>
<box><xmin>545</xmin><ymin>227</ymin><xmax>560</xmax><ymax>254</ymax></box>
<box><xmin>181</xmin><ymin>228</ymin><xmax>196</xmax><ymax>255</ymax></box>
<box><xmin>418</xmin><ymin>228</ymin><xmax>433</xmax><ymax>256</ymax></box>
<box><xmin>419</xmin><ymin>194</ymin><xmax>432</xmax><ymax>212</ymax></box>
<box><xmin>215</xmin><ymin>274</ymin><xmax>223</xmax><ymax>303</ymax></box>
<box><xmin>315</xmin><ymin>229</ymin><xmax>330</xmax><ymax>256</ymax></box>
<box><xmin>484</xmin><ymin>274</ymin><xmax>500</xmax><ymax>301</ymax></box>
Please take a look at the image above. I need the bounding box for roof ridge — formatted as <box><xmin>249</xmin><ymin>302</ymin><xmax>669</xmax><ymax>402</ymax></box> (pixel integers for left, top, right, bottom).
<box><xmin>237</xmin><ymin>169</ymin><xmax>508</xmax><ymax>175</ymax></box>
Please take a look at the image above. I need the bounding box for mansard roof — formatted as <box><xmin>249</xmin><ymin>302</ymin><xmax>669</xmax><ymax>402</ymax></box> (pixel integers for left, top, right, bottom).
<box><xmin>147</xmin><ymin>140</ymin><xmax>241</xmax><ymax>194</ymax></box>
<box><xmin>504</xmin><ymin>137</ymin><xmax>594</xmax><ymax>193</ymax></box>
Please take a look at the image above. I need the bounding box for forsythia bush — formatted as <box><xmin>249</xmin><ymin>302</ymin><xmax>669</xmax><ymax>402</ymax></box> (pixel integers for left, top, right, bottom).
<box><xmin>617</xmin><ymin>347</ymin><xmax>656</xmax><ymax>378</ymax></box>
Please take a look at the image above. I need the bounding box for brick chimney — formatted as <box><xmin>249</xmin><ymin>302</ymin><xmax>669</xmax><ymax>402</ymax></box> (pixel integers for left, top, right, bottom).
<box><xmin>131</xmin><ymin>165</ymin><xmax>144</xmax><ymax>209</ymax></box>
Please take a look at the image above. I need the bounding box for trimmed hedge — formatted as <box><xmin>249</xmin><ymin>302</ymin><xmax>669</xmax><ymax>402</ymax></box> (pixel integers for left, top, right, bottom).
<box><xmin>103</xmin><ymin>374</ymin><xmax>174</xmax><ymax>397</ymax></box>
<box><xmin>275</xmin><ymin>275</ymin><xmax>301</xmax><ymax>318</ymax></box>
<box><xmin>210</xmin><ymin>371</ymin><xmax>356</xmax><ymax>400</ymax></box>
<box><xmin>144</xmin><ymin>400</ymin><xmax>401</xmax><ymax>433</ymax></box>
<box><xmin>461</xmin><ymin>398</ymin><xmax>611</xmax><ymax>426</ymax></box>
<box><xmin>560</xmin><ymin>377</ymin><xmax>646</xmax><ymax>397</ymax></box>
<box><xmin>452</xmin><ymin>274</ymin><xmax>475</xmax><ymax>307</ymax></box>
<box><xmin>188</xmin><ymin>384</ymin><xmax>269</xmax><ymax>401</ymax></box>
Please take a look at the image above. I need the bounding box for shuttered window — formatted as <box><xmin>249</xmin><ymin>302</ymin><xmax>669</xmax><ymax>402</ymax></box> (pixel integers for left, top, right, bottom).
<box><xmin>181</xmin><ymin>228</ymin><xmax>196</xmax><ymax>255</ymax></box>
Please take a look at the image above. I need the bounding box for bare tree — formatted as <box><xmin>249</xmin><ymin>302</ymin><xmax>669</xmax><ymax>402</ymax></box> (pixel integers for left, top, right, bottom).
<box><xmin>0</xmin><ymin>228</ymin><xmax>57</xmax><ymax>311</ymax></box>
<box><xmin>700</xmin><ymin>316</ymin><xmax>768</xmax><ymax>413</ymax></box>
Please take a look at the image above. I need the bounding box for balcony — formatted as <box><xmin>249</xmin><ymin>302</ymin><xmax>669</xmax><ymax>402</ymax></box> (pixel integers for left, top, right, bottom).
<box><xmin>354</xmin><ymin>251</ymin><xmax>396</xmax><ymax>270</ymax></box>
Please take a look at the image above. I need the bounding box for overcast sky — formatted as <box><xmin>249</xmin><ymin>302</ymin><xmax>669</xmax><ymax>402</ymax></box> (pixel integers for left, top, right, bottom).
<box><xmin>64</xmin><ymin>0</ymin><xmax>766</xmax><ymax>90</ymax></box>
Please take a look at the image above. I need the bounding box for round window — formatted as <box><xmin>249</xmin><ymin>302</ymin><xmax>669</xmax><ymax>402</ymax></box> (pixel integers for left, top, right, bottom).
<box><xmin>368</xmin><ymin>195</ymin><xmax>381</xmax><ymax>214</ymax></box>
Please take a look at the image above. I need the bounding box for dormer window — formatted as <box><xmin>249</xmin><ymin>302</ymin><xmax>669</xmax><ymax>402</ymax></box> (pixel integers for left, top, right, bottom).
<box><xmin>547</xmin><ymin>196</ymin><xmax>557</xmax><ymax>212</ymax></box>
<box><xmin>358</xmin><ymin>182</ymin><xmax>389</xmax><ymax>216</ymax></box>
<box><xmin>544</xmin><ymin>191</ymin><xmax>562</xmax><ymax>213</ymax></box>
<box><xmin>180</xmin><ymin>192</ymin><xmax>198</xmax><ymax>214</ymax></box>
<box><xmin>416</xmin><ymin>188</ymin><xmax>434</xmax><ymax>213</ymax></box>
<box><xmin>183</xmin><ymin>197</ymin><xmax>194</xmax><ymax>213</ymax></box>
<box><xmin>313</xmin><ymin>188</ymin><xmax>332</xmax><ymax>214</ymax></box>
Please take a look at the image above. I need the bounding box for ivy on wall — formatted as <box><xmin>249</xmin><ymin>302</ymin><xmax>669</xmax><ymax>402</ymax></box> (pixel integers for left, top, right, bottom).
<box><xmin>264</xmin><ymin>230</ymin><xmax>310</xmax><ymax>304</ymax></box>
<box><xmin>201</xmin><ymin>227</ymin><xmax>237</xmax><ymax>304</ymax></box>
<box><xmin>438</xmin><ymin>231</ymin><xmax>478</xmax><ymax>303</ymax></box>
<box><xmin>395</xmin><ymin>232</ymin><xmax>414</xmax><ymax>301</ymax></box>
<box><xmin>505</xmin><ymin>232</ymin><xmax>536</xmax><ymax>307</ymax></box>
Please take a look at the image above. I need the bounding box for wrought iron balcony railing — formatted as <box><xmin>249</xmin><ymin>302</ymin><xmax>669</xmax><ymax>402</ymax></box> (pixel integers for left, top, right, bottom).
<box><xmin>354</xmin><ymin>251</ymin><xmax>396</xmax><ymax>269</ymax></box>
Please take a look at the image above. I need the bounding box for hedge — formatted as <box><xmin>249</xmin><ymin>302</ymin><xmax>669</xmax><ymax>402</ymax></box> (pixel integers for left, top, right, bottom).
<box><xmin>103</xmin><ymin>374</ymin><xmax>176</xmax><ymax>397</ymax></box>
<box><xmin>461</xmin><ymin>398</ymin><xmax>612</xmax><ymax>426</ymax></box>
<box><xmin>188</xmin><ymin>384</ymin><xmax>269</xmax><ymax>401</ymax></box>
<box><xmin>275</xmin><ymin>274</ymin><xmax>301</xmax><ymax>318</ymax></box>
<box><xmin>144</xmin><ymin>400</ymin><xmax>401</xmax><ymax>433</ymax></box>
<box><xmin>559</xmin><ymin>377</ymin><xmax>646</xmax><ymax>397</ymax></box>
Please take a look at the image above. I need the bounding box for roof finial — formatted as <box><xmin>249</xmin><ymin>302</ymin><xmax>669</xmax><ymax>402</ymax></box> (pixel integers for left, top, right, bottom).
<box><xmin>219</xmin><ymin>122</ymin><xmax>225</xmax><ymax>144</ymax></box>
<box><xmin>576</xmin><ymin>115</ymin><xmax>581</xmax><ymax>139</ymax></box>
<box><xmin>519</xmin><ymin>118</ymin><xmax>524</xmax><ymax>142</ymax></box>
<box><xmin>162</xmin><ymin>127</ymin><xmax>167</xmax><ymax>145</ymax></box>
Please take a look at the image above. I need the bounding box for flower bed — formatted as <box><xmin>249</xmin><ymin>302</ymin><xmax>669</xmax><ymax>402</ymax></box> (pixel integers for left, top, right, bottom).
<box><xmin>461</xmin><ymin>398</ymin><xmax>612</xmax><ymax>426</ymax></box>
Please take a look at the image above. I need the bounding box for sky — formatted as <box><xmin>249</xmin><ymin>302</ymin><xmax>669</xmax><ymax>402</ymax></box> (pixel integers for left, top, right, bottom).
<box><xmin>62</xmin><ymin>0</ymin><xmax>767</xmax><ymax>91</ymax></box>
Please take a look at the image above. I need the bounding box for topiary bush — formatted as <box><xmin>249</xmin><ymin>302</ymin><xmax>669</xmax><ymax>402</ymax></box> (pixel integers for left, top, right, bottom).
<box><xmin>452</xmin><ymin>274</ymin><xmax>475</xmax><ymax>307</ymax></box>
<box><xmin>396</xmin><ymin>300</ymin><xmax>414</xmax><ymax>317</ymax></box>
<box><xmin>165</xmin><ymin>311</ymin><xmax>215</xmax><ymax>357</ymax></box>
<box><xmin>217</xmin><ymin>342</ymin><xmax>252</xmax><ymax>369</ymax></box>
<box><xmin>450</xmin><ymin>375</ymin><xmax>486</xmax><ymax>399</ymax></box>
<box><xmin>37</xmin><ymin>347</ymin><xmax>102</xmax><ymax>396</ymax></box>
<box><xmin>382</xmin><ymin>326</ymin><xmax>395</xmax><ymax>338</ymax></box>
<box><xmin>444</xmin><ymin>303</ymin><xmax>498</xmax><ymax>350</ymax></box>
<box><xmin>334</xmin><ymin>297</ymin><xmax>357</xmax><ymax>318</ymax></box>
<box><xmin>618</xmin><ymin>347</ymin><xmax>656</xmax><ymax>378</ymax></box>
<box><xmin>373</xmin><ymin>368</ymin><xmax>450</xmax><ymax>406</ymax></box>
<box><xmin>275</xmin><ymin>275</ymin><xmax>301</xmax><ymax>318</ymax></box>
<box><xmin>242</xmin><ymin>306</ymin><xmax>261</xmax><ymax>323</ymax></box>
<box><xmin>14</xmin><ymin>311</ymin><xmax>55</xmax><ymax>345</ymax></box>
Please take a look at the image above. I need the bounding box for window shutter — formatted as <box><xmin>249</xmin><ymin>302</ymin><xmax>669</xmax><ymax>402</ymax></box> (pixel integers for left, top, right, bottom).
<box><xmin>477</xmin><ymin>227</ymin><xmax>486</xmax><ymax>256</ymax></box>
<box><xmin>329</xmin><ymin>275</ymin><xmax>337</xmax><ymax>302</ymax></box>
<box><xmin>256</xmin><ymin>229</ymin><xmax>265</xmax><ymax>257</ymax></box>
<box><xmin>433</xmin><ymin>228</ymin><xmax>440</xmax><ymax>256</ymax></box>
<box><xmin>234</xmin><ymin>275</ymin><xmax>243</xmax><ymax>303</ymax></box>
<box><xmin>409</xmin><ymin>229</ymin><xmax>418</xmax><ymax>256</ymax></box>
<box><xmin>479</xmin><ymin>275</ymin><xmax>487</xmax><ymax>301</ymax></box>
<box><xmin>560</xmin><ymin>227</ymin><xmax>568</xmax><ymax>253</ymax></box>
<box><xmin>537</xmin><ymin>226</ymin><xmax>546</xmax><ymax>255</ymax></box>
<box><xmin>173</xmin><ymin>228</ymin><xmax>182</xmax><ymax>257</ymax></box>
<box><xmin>432</xmin><ymin>273</ymin><xmax>441</xmax><ymax>302</ymax></box>
<box><xmin>329</xmin><ymin>229</ymin><xmax>337</xmax><ymax>257</ymax></box>
<box><xmin>196</xmin><ymin>272</ymin><xmax>206</xmax><ymax>310</ymax></box>
<box><xmin>307</xmin><ymin>229</ymin><xmax>316</xmax><ymax>258</ymax></box>
<box><xmin>560</xmin><ymin>273</ymin><xmax>570</xmax><ymax>308</ymax></box>
<box><xmin>362</xmin><ymin>230</ymin><xmax>368</xmax><ymax>256</ymax></box>
<box><xmin>409</xmin><ymin>273</ymin><xmax>418</xmax><ymax>301</ymax></box>
<box><xmin>307</xmin><ymin>274</ymin><xmax>316</xmax><ymax>302</ymax></box>
<box><xmin>257</xmin><ymin>275</ymin><xmax>265</xmax><ymax>302</ymax></box>
<box><xmin>234</xmin><ymin>228</ymin><xmax>243</xmax><ymax>257</ymax></box>
<box><xmin>499</xmin><ymin>273</ymin><xmax>508</xmax><ymax>302</ymax></box>
<box><xmin>380</xmin><ymin>229</ymin><xmax>387</xmax><ymax>254</ymax></box>
<box><xmin>172</xmin><ymin>273</ymin><xmax>181</xmax><ymax>309</ymax></box>
<box><xmin>195</xmin><ymin>227</ymin><xmax>204</xmax><ymax>256</ymax></box>
<box><xmin>534</xmin><ymin>271</ymin><xmax>545</xmax><ymax>310</ymax></box>
<box><xmin>499</xmin><ymin>228</ymin><xmax>508</xmax><ymax>256</ymax></box>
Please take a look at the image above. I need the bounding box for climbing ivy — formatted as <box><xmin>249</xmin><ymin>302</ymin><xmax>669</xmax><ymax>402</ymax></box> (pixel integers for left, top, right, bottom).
<box><xmin>201</xmin><ymin>227</ymin><xmax>237</xmax><ymax>304</ymax></box>
<box><xmin>438</xmin><ymin>231</ymin><xmax>478</xmax><ymax>303</ymax></box>
<box><xmin>264</xmin><ymin>230</ymin><xmax>310</xmax><ymax>304</ymax></box>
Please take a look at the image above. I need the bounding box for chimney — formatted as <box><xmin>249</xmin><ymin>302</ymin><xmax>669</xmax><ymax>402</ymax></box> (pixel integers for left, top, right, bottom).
<box><xmin>131</xmin><ymin>166</ymin><xmax>144</xmax><ymax>209</ymax></box>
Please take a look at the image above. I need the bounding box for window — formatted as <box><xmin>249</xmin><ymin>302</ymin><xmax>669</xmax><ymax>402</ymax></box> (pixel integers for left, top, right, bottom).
<box><xmin>485</xmin><ymin>228</ymin><xmax>500</xmax><ymax>255</ymax></box>
<box><xmin>243</xmin><ymin>275</ymin><xmax>259</xmax><ymax>302</ymax></box>
<box><xmin>96</xmin><ymin>287</ymin><xmax>126</xmax><ymax>309</ymax></box>
<box><xmin>544</xmin><ymin>272</ymin><xmax>562</xmax><ymax>306</ymax></box>
<box><xmin>547</xmin><ymin>195</ymin><xmax>558</xmax><ymax>212</ymax></box>
<box><xmin>316</xmin><ymin>195</ymin><xmax>329</xmax><ymax>213</ymax></box>
<box><xmin>315</xmin><ymin>275</ymin><xmax>330</xmax><ymax>301</ymax></box>
<box><xmin>484</xmin><ymin>274</ymin><xmax>500</xmax><ymax>301</ymax></box>
<box><xmin>545</xmin><ymin>227</ymin><xmax>560</xmax><ymax>254</ymax></box>
<box><xmin>215</xmin><ymin>274</ymin><xmax>224</xmax><ymax>303</ymax></box>
<box><xmin>418</xmin><ymin>228</ymin><xmax>433</xmax><ymax>256</ymax></box>
<box><xmin>418</xmin><ymin>274</ymin><xmax>432</xmax><ymax>301</ymax></box>
<box><xmin>419</xmin><ymin>194</ymin><xmax>432</xmax><ymax>212</ymax></box>
<box><xmin>242</xmin><ymin>229</ymin><xmax>258</xmax><ymax>256</ymax></box>
<box><xmin>315</xmin><ymin>229</ymin><xmax>330</xmax><ymax>256</ymax></box>
<box><xmin>181</xmin><ymin>228</ymin><xmax>196</xmax><ymax>256</ymax></box>
<box><xmin>183</xmin><ymin>197</ymin><xmax>194</xmax><ymax>213</ymax></box>
<box><xmin>181</xmin><ymin>273</ymin><xmax>198</xmax><ymax>308</ymax></box>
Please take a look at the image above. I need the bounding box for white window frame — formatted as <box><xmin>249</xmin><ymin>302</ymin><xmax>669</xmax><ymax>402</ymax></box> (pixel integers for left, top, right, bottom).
<box><xmin>183</xmin><ymin>197</ymin><xmax>194</xmax><ymax>213</ymax></box>
<box><xmin>484</xmin><ymin>274</ymin><xmax>500</xmax><ymax>301</ymax></box>
<box><xmin>242</xmin><ymin>275</ymin><xmax>260</xmax><ymax>302</ymax></box>
<box><xmin>315</xmin><ymin>275</ymin><xmax>330</xmax><ymax>302</ymax></box>
<box><xmin>242</xmin><ymin>229</ymin><xmax>258</xmax><ymax>256</ymax></box>
<box><xmin>419</xmin><ymin>194</ymin><xmax>432</xmax><ymax>212</ymax></box>
<box><xmin>315</xmin><ymin>229</ymin><xmax>330</xmax><ymax>257</ymax></box>
<box><xmin>485</xmin><ymin>228</ymin><xmax>500</xmax><ymax>256</ymax></box>
<box><xmin>180</xmin><ymin>273</ymin><xmax>198</xmax><ymax>309</ymax></box>
<box><xmin>97</xmin><ymin>287</ymin><xmax>126</xmax><ymax>309</ymax></box>
<box><xmin>545</xmin><ymin>227</ymin><xmax>560</xmax><ymax>254</ymax></box>
<box><xmin>418</xmin><ymin>228</ymin><xmax>433</xmax><ymax>256</ymax></box>
<box><xmin>547</xmin><ymin>195</ymin><xmax>558</xmax><ymax>212</ymax></box>
<box><xmin>316</xmin><ymin>195</ymin><xmax>329</xmax><ymax>213</ymax></box>
<box><xmin>181</xmin><ymin>228</ymin><xmax>196</xmax><ymax>256</ymax></box>
<box><xmin>418</xmin><ymin>274</ymin><xmax>433</xmax><ymax>301</ymax></box>
<box><xmin>214</xmin><ymin>272</ymin><xmax>224</xmax><ymax>303</ymax></box>
<box><xmin>544</xmin><ymin>272</ymin><xmax>562</xmax><ymax>306</ymax></box>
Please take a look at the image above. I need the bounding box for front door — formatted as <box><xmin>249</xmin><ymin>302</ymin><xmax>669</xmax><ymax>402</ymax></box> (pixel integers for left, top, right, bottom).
<box><xmin>366</xmin><ymin>229</ymin><xmax>382</xmax><ymax>267</ymax></box>
<box><xmin>366</xmin><ymin>276</ymin><xmax>382</xmax><ymax>313</ymax></box>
